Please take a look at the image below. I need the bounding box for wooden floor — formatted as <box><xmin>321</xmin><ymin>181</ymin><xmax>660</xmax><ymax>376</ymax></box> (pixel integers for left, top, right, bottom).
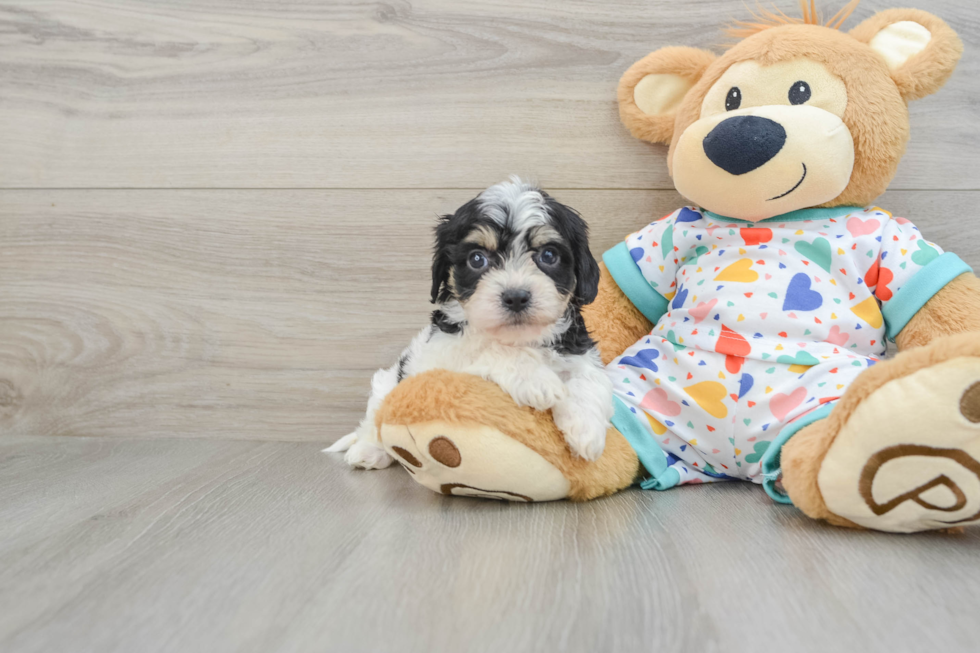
<box><xmin>2</xmin><ymin>1</ymin><xmax>980</xmax><ymax>651</ymax></box>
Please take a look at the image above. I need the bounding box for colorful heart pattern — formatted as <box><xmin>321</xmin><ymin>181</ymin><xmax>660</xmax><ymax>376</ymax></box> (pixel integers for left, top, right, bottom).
<box><xmin>612</xmin><ymin>205</ymin><xmax>951</xmax><ymax>487</ymax></box>
<box><xmin>626</xmin><ymin>206</ymin><xmax>945</xmax><ymax>366</ymax></box>
<box><xmin>782</xmin><ymin>273</ymin><xmax>823</xmax><ymax>311</ymax></box>
<box><xmin>641</xmin><ymin>387</ymin><xmax>682</xmax><ymax>416</ymax></box>
<box><xmin>684</xmin><ymin>381</ymin><xmax>729</xmax><ymax>419</ymax></box>
<box><xmin>613</xmin><ymin>335</ymin><xmax>873</xmax><ymax>488</ymax></box>
<box><xmin>770</xmin><ymin>387</ymin><xmax>807</xmax><ymax>421</ymax></box>
<box><xmin>794</xmin><ymin>237</ymin><xmax>832</xmax><ymax>272</ymax></box>
<box><xmin>715</xmin><ymin>258</ymin><xmax>759</xmax><ymax>283</ymax></box>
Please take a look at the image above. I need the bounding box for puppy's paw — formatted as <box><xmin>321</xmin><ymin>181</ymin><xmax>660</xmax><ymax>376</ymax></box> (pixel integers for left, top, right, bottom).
<box><xmin>507</xmin><ymin>371</ymin><xmax>568</xmax><ymax>412</ymax></box>
<box><xmin>552</xmin><ymin>402</ymin><xmax>608</xmax><ymax>462</ymax></box>
<box><xmin>344</xmin><ymin>438</ymin><xmax>394</xmax><ymax>470</ymax></box>
<box><xmin>322</xmin><ymin>432</ymin><xmax>358</xmax><ymax>453</ymax></box>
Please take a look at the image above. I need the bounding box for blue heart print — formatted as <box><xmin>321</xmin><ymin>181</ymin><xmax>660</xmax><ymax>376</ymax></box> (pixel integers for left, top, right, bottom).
<box><xmin>782</xmin><ymin>273</ymin><xmax>823</xmax><ymax>311</ymax></box>
<box><xmin>672</xmin><ymin>285</ymin><xmax>689</xmax><ymax>310</ymax></box>
<box><xmin>630</xmin><ymin>247</ymin><xmax>644</xmax><ymax>263</ymax></box>
<box><xmin>619</xmin><ymin>348</ymin><xmax>661</xmax><ymax>373</ymax></box>
<box><xmin>738</xmin><ymin>373</ymin><xmax>754</xmax><ymax>398</ymax></box>
<box><xmin>675</xmin><ymin>207</ymin><xmax>702</xmax><ymax>223</ymax></box>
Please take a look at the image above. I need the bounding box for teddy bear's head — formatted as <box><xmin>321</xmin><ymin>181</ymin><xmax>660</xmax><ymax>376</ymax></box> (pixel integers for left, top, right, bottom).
<box><xmin>618</xmin><ymin>1</ymin><xmax>962</xmax><ymax>221</ymax></box>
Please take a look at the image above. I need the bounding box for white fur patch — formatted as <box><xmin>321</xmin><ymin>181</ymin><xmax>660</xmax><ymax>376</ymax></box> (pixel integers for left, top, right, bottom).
<box><xmin>478</xmin><ymin>176</ymin><xmax>549</xmax><ymax>231</ymax></box>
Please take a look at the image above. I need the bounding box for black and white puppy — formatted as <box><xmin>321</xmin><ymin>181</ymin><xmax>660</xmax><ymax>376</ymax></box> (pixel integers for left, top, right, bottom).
<box><xmin>326</xmin><ymin>177</ymin><xmax>614</xmax><ymax>468</ymax></box>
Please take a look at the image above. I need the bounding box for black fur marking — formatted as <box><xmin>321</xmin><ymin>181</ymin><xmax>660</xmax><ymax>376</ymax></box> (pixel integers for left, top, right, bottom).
<box><xmin>431</xmin><ymin>199</ymin><xmax>508</xmax><ymax>305</ymax></box>
<box><xmin>552</xmin><ymin>307</ymin><xmax>597</xmax><ymax>356</ymax></box>
<box><xmin>396</xmin><ymin>352</ymin><xmax>410</xmax><ymax>382</ymax></box>
<box><xmin>431</xmin><ymin>309</ymin><xmax>464</xmax><ymax>335</ymax></box>
<box><xmin>431</xmin><ymin>185</ymin><xmax>599</xmax><ymax>340</ymax></box>
<box><xmin>529</xmin><ymin>234</ymin><xmax>576</xmax><ymax>297</ymax></box>
<box><xmin>540</xmin><ymin>193</ymin><xmax>600</xmax><ymax>306</ymax></box>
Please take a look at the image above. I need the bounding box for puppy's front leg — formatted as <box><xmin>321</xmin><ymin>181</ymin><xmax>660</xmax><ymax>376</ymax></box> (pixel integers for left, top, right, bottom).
<box><xmin>325</xmin><ymin>365</ymin><xmax>398</xmax><ymax>470</ymax></box>
<box><xmin>489</xmin><ymin>358</ymin><xmax>568</xmax><ymax>412</ymax></box>
<box><xmin>552</xmin><ymin>354</ymin><xmax>614</xmax><ymax>461</ymax></box>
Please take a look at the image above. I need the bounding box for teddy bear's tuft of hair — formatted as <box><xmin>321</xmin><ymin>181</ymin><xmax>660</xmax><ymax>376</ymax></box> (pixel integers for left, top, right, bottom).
<box><xmin>726</xmin><ymin>0</ymin><xmax>861</xmax><ymax>40</ymax></box>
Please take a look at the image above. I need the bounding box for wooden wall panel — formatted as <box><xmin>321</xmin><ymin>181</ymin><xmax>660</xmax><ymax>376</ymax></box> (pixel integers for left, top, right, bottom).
<box><xmin>1</xmin><ymin>0</ymin><xmax>977</xmax><ymax>189</ymax></box>
<box><xmin>2</xmin><ymin>189</ymin><xmax>976</xmax><ymax>440</ymax></box>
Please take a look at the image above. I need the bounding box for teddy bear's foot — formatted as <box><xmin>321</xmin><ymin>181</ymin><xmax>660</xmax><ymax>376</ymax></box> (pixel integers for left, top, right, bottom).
<box><xmin>375</xmin><ymin>369</ymin><xmax>641</xmax><ymax>502</ymax></box>
<box><xmin>380</xmin><ymin>421</ymin><xmax>571</xmax><ymax>501</ymax></box>
<box><xmin>783</xmin><ymin>333</ymin><xmax>980</xmax><ymax>533</ymax></box>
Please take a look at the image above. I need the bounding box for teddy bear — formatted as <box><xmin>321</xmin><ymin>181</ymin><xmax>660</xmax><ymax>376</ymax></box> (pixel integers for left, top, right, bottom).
<box><xmin>369</xmin><ymin>2</ymin><xmax>980</xmax><ymax>533</ymax></box>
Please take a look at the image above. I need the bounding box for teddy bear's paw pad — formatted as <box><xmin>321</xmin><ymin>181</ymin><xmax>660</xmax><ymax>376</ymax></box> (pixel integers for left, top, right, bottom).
<box><xmin>818</xmin><ymin>357</ymin><xmax>980</xmax><ymax>533</ymax></box>
<box><xmin>379</xmin><ymin>421</ymin><xmax>570</xmax><ymax>502</ymax></box>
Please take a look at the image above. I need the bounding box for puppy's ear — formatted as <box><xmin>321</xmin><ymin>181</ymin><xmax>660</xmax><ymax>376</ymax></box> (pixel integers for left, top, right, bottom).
<box><xmin>850</xmin><ymin>9</ymin><xmax>962</xmax><ymax>102</ymax></box>
<box><xmin>431</xmin><ymin>198</ymin><xmax>477</xmax><ymax>303</ymax></box>
<box><xmin>619</xmin><ymin>46</ymin><xmax>717</xmax><ymax>145</ymax></box>
<box><xmin>545</xmin><ymin>196</ymin><xmax>600</xmax><ymax>305</ymax></box>
<box><xmin>431</xmin><ymin>215</ymin><xmax>454</xmax><ymax>304</ymax></box>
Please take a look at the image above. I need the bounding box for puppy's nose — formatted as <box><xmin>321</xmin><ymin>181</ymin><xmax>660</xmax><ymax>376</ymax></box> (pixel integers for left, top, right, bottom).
<box><xmin>703</xmin><ymin>116</ymin><xmax>786</xmax><ymax>176</ymax></box>
<box><xmin>501</xmin><ymin>289</ymin><xmax>531</xmax><ymax>313</ymax></box>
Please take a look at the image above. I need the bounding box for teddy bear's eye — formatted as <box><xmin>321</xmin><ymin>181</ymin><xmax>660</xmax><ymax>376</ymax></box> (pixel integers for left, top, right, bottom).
<box><xmin>725</xmin><ymin>87</ymin><xmax>741</xmax><ymax>111</ymax></box>
<box><xmin>789</xmin><ymin>81</ymin><xmax>811</xmax><ymax>105</ymax></box>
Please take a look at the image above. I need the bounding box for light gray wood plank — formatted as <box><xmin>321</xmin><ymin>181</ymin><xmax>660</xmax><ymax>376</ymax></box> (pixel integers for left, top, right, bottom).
<box><xmin>1</xmin><ymin>0</ymin><xmax>977</xmax><ymax>189</ymax></box>
<box><xmin>0</xmin><ymin>436</ymin><xmax>978</xmax><ymax>653</ymax></box>
<box><xmin>2</xmin><ymin>189</ymin><xmax>978</xmax><ymax>441</ymax></box>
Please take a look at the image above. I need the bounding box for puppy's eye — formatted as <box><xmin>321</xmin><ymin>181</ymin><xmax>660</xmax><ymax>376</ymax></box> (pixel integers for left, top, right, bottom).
<box><xmin>467</xmin><ymin>250</ymin><xmax>488</xmax><ymax>270</ymax></box>
<box><xmin>537</xmin><ymin>247</ymin><xmax>559</xmax><ymax>266</ymax></box>
<box><xmin>725</xmin><ymin>87</ymin><xmax>741</xmax><ymax>111</ymax></box>
<box><xmin>789</xmin><ymin>81</ymin><xmax>811</xmax><ymax>105</ymax></box>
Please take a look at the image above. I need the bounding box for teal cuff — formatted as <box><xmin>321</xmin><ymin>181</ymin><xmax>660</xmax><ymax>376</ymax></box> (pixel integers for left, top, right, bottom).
<box><xmin>602</xmin><ymin>241</ymin><xmax>670</xmax><ymax>325</ymax></box>
<box><xmin>882</xmin><ymin>253</ymin><xmax>973</xmax><ymax>340</ymax></box>
<box><xmin>611</xmin><ymin>397</ymin><xmax>680</xmax><ymax>491</ymax></box>
<box><xmin>760</xmin><ymin>402</ymin><xmax>836</xmax><ymax>505</ymax></box>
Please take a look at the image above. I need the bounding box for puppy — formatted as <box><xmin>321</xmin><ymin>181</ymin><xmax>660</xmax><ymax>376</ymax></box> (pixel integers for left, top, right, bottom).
<box><xmin>325</xmin><ymin>177</ymin><xmax>614</xmax><ymax>468</ymax></box>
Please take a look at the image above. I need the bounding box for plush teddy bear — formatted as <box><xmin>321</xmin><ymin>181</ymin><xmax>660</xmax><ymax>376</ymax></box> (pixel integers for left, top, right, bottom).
<box><xmin>372</xmin><ymin>2</ymin><xmax>980</xmax><ymax>533</ymax></box>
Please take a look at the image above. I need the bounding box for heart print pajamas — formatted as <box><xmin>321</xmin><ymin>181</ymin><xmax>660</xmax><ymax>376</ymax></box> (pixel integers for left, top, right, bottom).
<box><xmin>601</xmin><ymin>205</ymin><xmax>973</xmax><ymax>501</ymax></box>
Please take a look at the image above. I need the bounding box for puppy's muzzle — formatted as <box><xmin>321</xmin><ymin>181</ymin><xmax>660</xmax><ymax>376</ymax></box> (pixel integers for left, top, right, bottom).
<box><xmin>501</xmin><ymin>288</ymin><xmax>532</xmax><ymax>313</ymax></box>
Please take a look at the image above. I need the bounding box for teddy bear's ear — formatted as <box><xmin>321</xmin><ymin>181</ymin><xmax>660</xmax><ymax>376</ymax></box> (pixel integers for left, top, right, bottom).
<box><xmin>850</xmin><ymin>9</ymin><xmax>962</xmax><ymax>102</ymax></box>
<box><xmin>618</xmin><ymin>47</ymin><xmax>717</xmax><ymax>144</ymax></box>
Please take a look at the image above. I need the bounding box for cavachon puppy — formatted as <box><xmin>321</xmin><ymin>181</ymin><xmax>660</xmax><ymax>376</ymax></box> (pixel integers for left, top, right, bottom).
<box><xmin>326</xmin><ymin>177</ymin><xmax>613</xmax><ymax>468</ymax></box>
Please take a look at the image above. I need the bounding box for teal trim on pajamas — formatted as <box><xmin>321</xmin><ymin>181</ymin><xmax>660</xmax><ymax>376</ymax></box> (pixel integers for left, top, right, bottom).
<box><xmin>611</xmin><ymin>396</ymin><xmax>681</xmax><ymax>491</ymax></box>
<box><xmin>702</xmin><ymin>205</ymin><xmax>862</xmax><ymax>224</ymax></box>
<box><xmin>760</xmin><ymin>402</ymin><xmax>836</xmax><ymax>505</ymax></box>
<box><xmin>882</xmin><ymin>252</ymin><xmax>973</xmax><ymax>340</ymax></box>
<box><xmin>602</xmin><ymin>241</ymin><xmax>670</xmax><ymax>325</ymax></box>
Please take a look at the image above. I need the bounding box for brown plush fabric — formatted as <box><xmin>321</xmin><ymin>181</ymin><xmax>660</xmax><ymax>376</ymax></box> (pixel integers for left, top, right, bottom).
<box><xmin>725</xmin><ymin>0</ymin><xmax>860</xmax><ymax>39</ymax></box>
<box><xmin>619</xmin><ymin>8</ymin><xmax>962</xmax><ymax>211</ymax></box>
<box><xmin>379</xmin><ymin>5</ymin><xmax>976</xmax><ymax>513</ymax></box>
<box><xmin>895</xmin><ymin>274</ymin><xmax>980</xmax><ymax>350</ymax></box>
<box><xmin>781</xmin><ymin>332</ymin><xmax>980</xmax><ymax>526</ymax></box>
<box><xmin>664</xmin><ymin>24</ymin><xmax>912</xmax><ymax>209</ymax></box>
<box><xmin>780</xmin><ymin>419</ymin><xmax>862</xmax><ymax>528</ymax></box>
<box><xmin>849</xmin><ymin>8</ymin><xmax>963</xmax><ymax>102</ymax></box>
<box><xmin>376</xmin><ymin>370</ymin><xmax>642</xmax><ymax>501</ymax></box>
<box><xmin>618</xmin><ymin>47</ymin><xmax>717</xmax><ymax>145</ymax></box>
<box><xmin>582</xmin><ymin>263</ymin><xmax>653</xmax><ymax>365</ymax></box>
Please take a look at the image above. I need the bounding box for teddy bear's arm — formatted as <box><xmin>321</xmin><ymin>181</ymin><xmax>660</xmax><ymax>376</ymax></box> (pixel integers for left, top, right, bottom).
<box><xmin>581</xmin><ymin>263</ymin><xmax>653</xmax><ymax>365</ymax></box>
<box><xmin>895</xmin><ymin>273</ymin><xmax>980</xmax><ymax>350</ymax></box>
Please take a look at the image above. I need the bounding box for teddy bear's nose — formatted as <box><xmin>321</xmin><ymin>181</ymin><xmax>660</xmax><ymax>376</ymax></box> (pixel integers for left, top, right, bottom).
<box><xmin>703</xmin><ymin>115</ymin><xmax>787</xmax><ymax>176</ymax></box>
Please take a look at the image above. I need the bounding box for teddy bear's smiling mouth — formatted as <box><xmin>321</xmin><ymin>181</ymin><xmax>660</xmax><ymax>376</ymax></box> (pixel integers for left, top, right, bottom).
<box><xmin>768</xmin><ymin>163</ymin><xmax>807</xmax><ymax>201</ymax></box>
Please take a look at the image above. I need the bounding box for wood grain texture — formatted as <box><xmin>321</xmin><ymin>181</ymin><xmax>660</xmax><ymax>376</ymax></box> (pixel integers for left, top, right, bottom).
<box><xmin>1</xmin><ymin>0</ymin><xmax>978</xmax><ymax>189</ymax></box>
<box><xmin>3</xmin><ymin>189</ymin><xmax>977</xmax><ymax>441</ymax></box>
<box><xmin>0</xmin><ymin>436</ymin><xmax>978</xmax><ymax>653</ymax></box>
<box><xmin>3</xmin><ymin>2</ymin><xmax>980</xmax><ymax>651</ymax></box>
